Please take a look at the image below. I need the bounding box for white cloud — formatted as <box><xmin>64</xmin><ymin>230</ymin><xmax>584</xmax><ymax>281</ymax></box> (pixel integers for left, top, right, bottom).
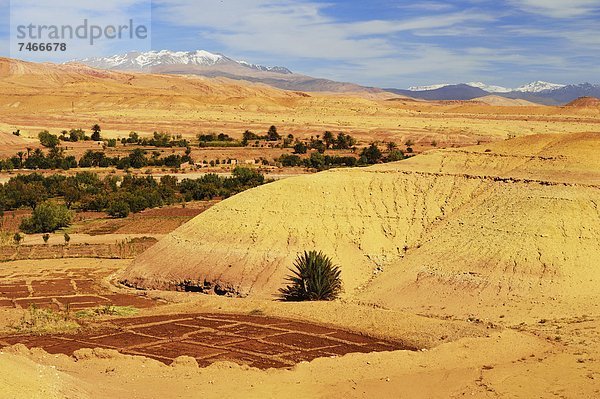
<box><xmin>509</xmin><ymin>0</ymin><xmax>600</xmax><ymax>18</ymax></box>
<box><xmin>149</xmin><ymin>0</ymin><xmax>600</xmax><ymax>87</ymax></box>
<box><xmin>154</xmin><ymin>0</ymin><xmax>492</xmax><ymax>61</ymax></box>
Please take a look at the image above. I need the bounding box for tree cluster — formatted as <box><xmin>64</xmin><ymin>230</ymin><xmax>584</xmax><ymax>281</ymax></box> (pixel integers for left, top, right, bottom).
<box><xmin>0</xmin><ymin>168</ymin><xmax>268</xmax><ymax>222</ymax></box>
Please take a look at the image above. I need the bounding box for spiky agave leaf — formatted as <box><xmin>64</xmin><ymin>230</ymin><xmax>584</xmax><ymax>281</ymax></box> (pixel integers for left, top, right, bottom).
<box><xmin>279</xmin><ymin>251</ymin><xmax>342</xmax><ymax>301</ymax></box>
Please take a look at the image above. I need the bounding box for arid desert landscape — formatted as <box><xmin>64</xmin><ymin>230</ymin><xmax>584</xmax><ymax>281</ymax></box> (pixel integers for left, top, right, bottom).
<box><xmin>0</xmin><ymin>52</ymin><xmax>599</xmax><ymax>398</ymax></box>
<box><xmin>3</xmin><ymin>0</ymin><xmax>600</xmax><ymax>393</ymax></box>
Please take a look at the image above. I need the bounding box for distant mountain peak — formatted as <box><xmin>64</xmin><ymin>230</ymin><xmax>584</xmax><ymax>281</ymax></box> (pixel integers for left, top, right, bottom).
<box><xmin>408</xmin><ymin>83</ymin><xmax>451</xmax><ymax>91</ymax></box>
<box><xmin>70</xmin><ymin>49</ymin><xmax>384</xmax><ymax>94</ymax></box>
<box><xmin>237</xmin><ymin>61</ymin><xmax>292</xmax><ymax>74</ymax></box>
<box><xmin>465</xmin><ymin>82</ymin><xmax>512</xmax><ymax>93</ymax></box>
<box><xmin>407</xmin><ymin>81</ymin><xmax>564</xmax><ymax>94</ymax></box>
<box><xmin>514</xmin><ymin>81</ymin><xmax>566</xmax><ymax>93</ymax></box>
<box><xmin>74</xmin><ymin>49</ymin><xmax>292</xmax><ymax>75</ymax></box>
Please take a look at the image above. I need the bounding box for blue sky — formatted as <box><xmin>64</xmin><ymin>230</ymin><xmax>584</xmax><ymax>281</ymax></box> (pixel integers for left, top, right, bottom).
<box><xmin>1</xmin><ymin>0</ymin><xmax>599</xmax><ymax>88</ymax></box>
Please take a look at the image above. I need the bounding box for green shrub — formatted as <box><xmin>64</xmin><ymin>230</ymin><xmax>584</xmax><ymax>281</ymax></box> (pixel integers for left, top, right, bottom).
<box><xmin>107</xmin><ymin>200</ymin><xmax>131</xmax><ymax>218</ymax></box>
<box><xmin>20</xmin><ymin>202</ymin><xmax>73</xmax><ymax>233</ymax></box>
<box><xmin>279</xmin><ymin>251</ymin><xmax>342</xmax><ymax>301</ymax></box>
<box><xmin>360</xmin><ymin>144</ymin><xmax>383</xmax><ymax>164</ymax></box>
<box><xmin>38</xmin><ymin>130</ymin><xmax>60</xmax><ymax>148</ymax></box>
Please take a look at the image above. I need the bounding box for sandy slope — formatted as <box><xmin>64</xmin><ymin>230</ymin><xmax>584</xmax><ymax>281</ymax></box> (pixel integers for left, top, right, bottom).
<box><xmin>471</xmin><ymin>95</ymin><xmax>539</xmax><ymax>106</ymax></box>
<box><xmin>122</xmin><ymin>133</ymin><xmax>600</xmax><ymax>319</ymax></box>
<box><xmin>0</xmin><ymin>350</ymin><xmax>89</xmax><ymax>399</ymax></box>
<box><xmin>566</xmin><ymin>96</ymin><xmax>600</xmax><ymax>108</ymax></box>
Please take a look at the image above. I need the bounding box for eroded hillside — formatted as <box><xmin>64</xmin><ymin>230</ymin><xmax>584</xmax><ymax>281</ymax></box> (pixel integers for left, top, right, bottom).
<box><xmin>121</xmin><ymin>133</ymin><xmax>600</xmax><ymax>320</ymax></box>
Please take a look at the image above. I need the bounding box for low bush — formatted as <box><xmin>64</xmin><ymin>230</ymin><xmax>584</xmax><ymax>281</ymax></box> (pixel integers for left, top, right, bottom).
<box><xmin>279</xmin><ymin>251</ymin><xmax>342</xmax><ymax>301</ymax></box>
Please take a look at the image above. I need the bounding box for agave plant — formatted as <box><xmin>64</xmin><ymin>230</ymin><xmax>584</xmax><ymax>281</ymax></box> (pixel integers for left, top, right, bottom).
<box><xmin>279</xmin><ymin>251</ymin><xmax>342</xmax><ymax>301</ymax></box>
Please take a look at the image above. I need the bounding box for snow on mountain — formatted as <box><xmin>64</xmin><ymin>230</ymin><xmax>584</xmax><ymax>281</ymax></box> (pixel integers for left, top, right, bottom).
<box><xmin>514</xmin><ymin>81</ymin><xmax>565</xmax><ymax>93</ymax></box>
<box><xmin>408</xmin><ymin>84</ymin><xmax>451</xmax><ymax>91</ymax></box>
<box><xmin>408</xmin><ymin>82</ymin><xmax>511</xmax><ymax>93</ymax></box>
<box><xmin>77</xmin><ymin>50</ymin><xmax>226</xmax><ymax>69</ymax></box>
<box><xmin>407</xmin><ymin>81</ymin><xmax>566</xmax><ymax>93</ymax></box>
<box><xmin>75</xmin><ymin>50</ymin><xmax>292</xmax><ymax>74</ymax></box>
<box><xmin>466</xmin><ymin>82</ymin><xmax>512</xmax><ymax>93</ymax></box>
<box><xmin>237</xmin><ymin>61</ymin><xmax>292</xmax><ymax>74</ymax></box>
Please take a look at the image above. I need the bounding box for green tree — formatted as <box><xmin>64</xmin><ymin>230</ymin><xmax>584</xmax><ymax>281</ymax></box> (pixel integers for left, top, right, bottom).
<box><xmin>334</xmin><ymin>133</ymin><xmax>356</xmax><ymax>150</ymax></box>
<box><xmin>241</xmin><ymin>130</ymin><xmax>259</xmax><ymax>146</ymax></box>
<box><xmin>267</xmin><ymin>125</ymin><xmax>281</xmax><ymax>141</ymax></box>
<box><xmin>232</xmin><ymin>167</ymin><xmax>265</xmax><ymax>187</ymax></box>
<box><xmin>323</xmin><ymin>131</ymin><xmax>335</xmax><ymax>149</ymax></box>
<box><xmin>293</xmin><ymin>142</ymin><xmax>308</xmax><ymax>154</ymax></box>
<box><xmin>107</xmin><ymin>200</ymin><xmax>131</xmax><ymax>218</ymax></box>
<box><xmin>91</xmin><ymin>124</ymin><xmax>102</xmax><ymax>141</ymax></box>
<box><xmin>129</xmin><ymin>149</ymin><xmax>148</xmax><ymax>168</ymax></box>
<box><xmin>308</xmin><ymin>152</ymin><xmax>325</xmax><ymax>169</ymax></box>
<box><xmin>279</xmin><ymin>251</ymin><xmax>342</xmax><ymax>301</ymax></box>
<box><xmin>69</xmin><ymin>129</ymin><xmax>87</xmax><ymax>142</ymax></box>
<box><xmin>361</xmin><ymin>144</ymin><xmax>383</xmax><ymax>164</ymax></box>
<box><xmin>386</xmin><ymin>150</ymin><xmax>405</xmax><ymax>162</ymax></box>
<box><xmin>20</xmin><ymin>181</ymin><xmax>48</xmax><ymax>209</ymax></box>
<box><xmin>20</xmin><ymin>201</ymin><xmax>73</xmax><ymax>233</ymax></box>
<box><xmin>38</xmin><ymin>130</ymin><xmax>60</xmax><ymax>148</ymax></box>
<box><xmin>311</xmin><ymin>140</ymin><xmax>326</xmax><ymax>154</ymax></box>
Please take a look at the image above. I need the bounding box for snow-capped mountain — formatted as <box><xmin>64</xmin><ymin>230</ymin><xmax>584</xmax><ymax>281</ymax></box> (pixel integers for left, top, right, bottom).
<box><xmin>72</xmin><ymin>49</ymin><xmax>382</xmax><ymax>94</ymax></box>
<box><xmin>408</xmin><ymin>83</ymin><xmax>451</xmax><ymax>91</ymax></box>
<box><xmin>465</xmin><ymin>82</ymin><xmax>512</xmax><ymax>93</ymax></box>
<box><xmin>514</xmin><ymin>81</ymin><xmax>566</xmax><ymax>93</ymax></box>
<box><xmin>407</xmin><ymin>81</ymin><xmax>564</xmax><ymax>93</ymax></box>
<box><xmin>237</xmin><ymin>61</ymin><xmax>292</xmax><ymax>74</ymax></box>
<box><xmin>74</xmin><ymin>50</ymin><xmax>292</xmax><ymax>75</ymax></box>
<box><xmin>391</xmin><ymin>80</ymin><xmax>597</xmax><ymax>105</ymax></box>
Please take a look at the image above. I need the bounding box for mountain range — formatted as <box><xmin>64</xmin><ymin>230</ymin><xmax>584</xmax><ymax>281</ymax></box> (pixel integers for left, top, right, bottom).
<box><xmin>389</xmin><ymin>82</ymin><xmax>600</xmax><ymax>105</ymax></box>
<box><xmin>72</xmin><ymin>50</ymin><xmax>384</xmax><ymax>95</ymax></box>
<box><xmin>73</xmin><ymin>50</ymin><xmax>599</xmax><ymax>105</ymax></box>
<box><xmin>408</xmin><ymin>81</ymin><xmax>565</xmax><ymax>93</ymax></box>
